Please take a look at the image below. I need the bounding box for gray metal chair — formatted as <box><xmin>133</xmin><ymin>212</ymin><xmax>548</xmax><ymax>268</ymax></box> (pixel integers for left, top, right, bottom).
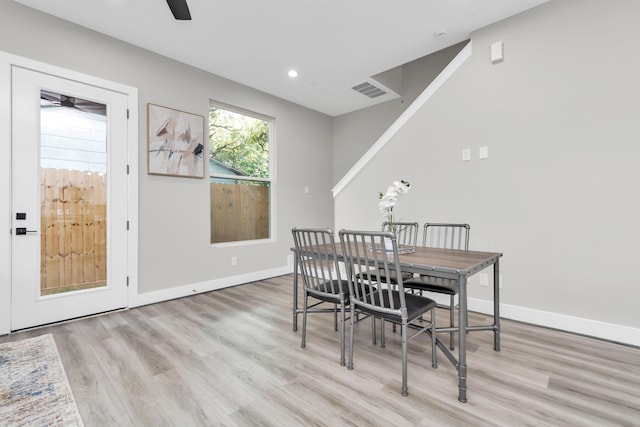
<box><xmin>292</xmin><ymin>227</ymin><xmax>350</xmax><ymax>366</ymax></box>
<box><xmin>381</xmin><ymin>221</ymin><xmax>419</xmax><ymax>249</ymax></box>
<box><xmin>339</xmin><ymin>229</ymin><xmax>437</xmax><ymax>397</ymax></box>
<box><xmin>404</xmin><ymin>223</ymin><xmax>470</xmax><ymax>350</ymax></box>
<box><xmin>369</xmin><ymin>221</ymin><xmax>419</xmax><ymax>285</ymax></box>
<box><xmin>379</xmin><ymin>221</ymin><xmax>419</xmax><ymax>334</ymax></box>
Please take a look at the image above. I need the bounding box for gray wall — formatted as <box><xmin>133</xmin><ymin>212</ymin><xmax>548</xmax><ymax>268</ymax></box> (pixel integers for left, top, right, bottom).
<box><xmin>335</xmin><ymin>0</ymin><xmax>640</xmax><ymax>331</ymax></box>
<box><xmin>332</xmin><ymin>42</ymin><xmax>467</xmax><ymax>184</ymax></box>
<box><xmin>0</xmin><ymin>0</ymin><xmax>334</xmax><ymax>295</ymax></box>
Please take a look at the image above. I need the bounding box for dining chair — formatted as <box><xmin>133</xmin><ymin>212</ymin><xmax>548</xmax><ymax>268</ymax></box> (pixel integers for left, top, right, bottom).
<box><xmin>368</xmin><ymin>221</ymin><xmax>419</xmax><ymax>284</ymax></box>
<box><xmin>291</xmin><ymin>227</ymin><xmax>350</xmax><ymax>366</ymax></box>
<box><xmin>381</xmin><ymin>221</ymin><xmax>419</xmax><ymax>249</ymax></box>
<box><xmin>378</xmin><ymin>221</ymin><xmax>419</xmax><ymax>334</ymax></box>
<box><xmin>339</xmin><ymin>229</ymin><xmax>437</xmax><ymax>396</ymax></box>
<box><xmin>404</xmin><ymin>223</ymin><xmax>470</xmax><ymax>350</ymax></box>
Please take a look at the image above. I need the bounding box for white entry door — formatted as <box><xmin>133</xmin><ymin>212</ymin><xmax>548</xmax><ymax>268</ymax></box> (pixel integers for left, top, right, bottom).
<box><xmin>11</xmin><ymin>66</ymin><xmax>129</xmax><ymax>330</ymax></box>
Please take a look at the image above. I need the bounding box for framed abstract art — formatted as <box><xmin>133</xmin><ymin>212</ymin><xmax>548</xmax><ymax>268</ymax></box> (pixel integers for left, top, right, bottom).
<box><xmin>147</xmin><ymin>103</ymin><xmax>205</xmax><ymax>178</ymax></box>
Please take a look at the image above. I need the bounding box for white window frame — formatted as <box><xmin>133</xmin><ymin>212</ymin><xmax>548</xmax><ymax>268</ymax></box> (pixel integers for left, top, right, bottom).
<box><xmin>209</xmin><ymin>100</ymin><xmax>276</xmax><ymax>247</ymax></box>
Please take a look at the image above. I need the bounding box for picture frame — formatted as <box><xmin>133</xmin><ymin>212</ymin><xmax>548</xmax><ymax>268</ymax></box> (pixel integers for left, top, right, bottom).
<box><xmin>147</xmin><ymin>103</ymin><xmax>205</xmax><ymax>178</ymax></box>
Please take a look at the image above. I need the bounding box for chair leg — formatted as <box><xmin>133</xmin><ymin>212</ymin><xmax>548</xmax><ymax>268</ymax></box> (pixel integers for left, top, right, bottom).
<box><xmin>449</xmin><ymin>295</ymin><xmax>455</xmax><ymax>350</ymax></box>
<box><xmin>371</xmin><ymin>316</ymin><xmax>377</xmax><ymax>345</ymax></box>
<box><xmin>381</xmin><ymin>319</ymin><xmax>386</xmax><ymax>348</ymax></box>
<box><xmin>431</xmin><ymin>309</ymin><xmax>437</xmax><ymax>369</ymax></box>
<box><xmin>301</xmin><ymin>293</ymin><xmax>308</xmax><ymax>349</ymax></box>
<box><xmin>401</xmin><ymin>319</ymin><xmax>408</xmax><ymax>396</ymax></box>
<box><xmin>333</xmin><ymin>303</ymin><xmax>338</xmax><ymax>331</ymax></box>
<box><xmin>340</xmin><ymin>301</ymin><xmax>346</xmax><ymax>366</ymax></box>
<box><xmin>348</xmin><ymin>305</ymin><xmax>356</xmax><ymax>370</ymax></box>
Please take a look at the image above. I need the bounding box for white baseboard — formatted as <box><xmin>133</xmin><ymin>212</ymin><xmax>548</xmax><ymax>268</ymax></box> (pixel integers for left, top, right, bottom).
<box><xmin>468</xmin><ymin>297</ymin><xmax>640</xmax><ymax>348</ymax></box>
<box><xmin>131</xmin><ymin>264</ymin><xmax>293</xmax><ymax>308</ymax></box>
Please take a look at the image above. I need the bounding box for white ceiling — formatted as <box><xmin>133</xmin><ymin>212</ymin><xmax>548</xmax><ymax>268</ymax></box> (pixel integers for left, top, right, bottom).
<box><xmin>14</xmin><ymin>0</ymin><xmax>548</xmax><ymax>116</ymax></box>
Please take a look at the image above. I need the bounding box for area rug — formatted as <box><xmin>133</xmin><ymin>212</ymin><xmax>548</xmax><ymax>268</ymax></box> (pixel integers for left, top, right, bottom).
<box><xmin>0</xmin><ymin>334</ymin><xmax>84</xmax><ymax>426</ymax></box>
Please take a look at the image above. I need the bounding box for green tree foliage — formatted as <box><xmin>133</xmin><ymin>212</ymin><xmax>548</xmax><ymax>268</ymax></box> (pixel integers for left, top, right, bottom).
<box><xmin>209</xmin><ymin>107</ymin><xmax>269</xmax><ymax>178</ymax></box>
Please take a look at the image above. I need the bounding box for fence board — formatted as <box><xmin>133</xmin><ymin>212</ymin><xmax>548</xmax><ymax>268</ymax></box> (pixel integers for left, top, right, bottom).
<box><xmin>43</xmin><ymin>168</ymin><xmax>60</xmax><ymax>289</ymax></box>
<box><xmin>69</xmin><ymin>169</ymin><xmax>84</xmax><ymax>286</ymax></box>
<box><xmin>210</xmin><ymin>183</ymin><xmax>269</xmax><ymax>243</ymax></box>
<box><xmin>40</xmin><ymin>168</ymin><xmax>107</xmax><ymax>295</ymax></box>
<box><xmin>59</xmin><ymin>169</ymin><xmax>71</xmax><ymax>286</ymax></box>
<box><xmin>94</xmin><ymin>173</ymin><xmax>107</xmax><ymax>282</ymax></box>
<box><xmin>82</xmin><ymin>172</ymin><xmax>96</xmax><ymax>284</ymax></box>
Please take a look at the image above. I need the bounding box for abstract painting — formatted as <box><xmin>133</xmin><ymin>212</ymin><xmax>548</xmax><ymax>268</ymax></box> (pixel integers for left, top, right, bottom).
<box><xmin>147</xmin><ymin>103</ymin><xmax>205</xmax><ymax>178</ymax></box>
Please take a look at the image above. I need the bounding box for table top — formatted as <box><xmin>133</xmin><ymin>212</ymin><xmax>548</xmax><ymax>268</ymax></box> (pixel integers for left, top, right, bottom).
<box><xmin>294</xmin><ymin>243</ymin><xmax>502</xmax><ymax>277</ymax></box>
<box><xmin>325</xmin><ymin>244</ymin><xmax>502</xmax><ymax>277</ymax></box>
<box><xmin>395</xmin><ymin>246</ymin><xmax>502</xmax><ymax>276</ymax></box>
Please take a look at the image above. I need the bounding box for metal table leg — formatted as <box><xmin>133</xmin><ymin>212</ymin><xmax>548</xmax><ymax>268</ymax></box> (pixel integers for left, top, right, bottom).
<box><xmin>457</xmin><ymin>273</ymin><xmax>468</xmax><ymax>403</ymax></box>
<box><xmin>493</xmin><ymin>259</ymin><xmax>501</xmax><ymax>351</ymax></box>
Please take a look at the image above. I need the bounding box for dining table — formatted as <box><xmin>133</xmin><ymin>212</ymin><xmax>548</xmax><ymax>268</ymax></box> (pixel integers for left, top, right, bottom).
<box><xmin>291</xmin><ymin>243</ymin><xmax>503</xmax><ymax>403</ymax></box>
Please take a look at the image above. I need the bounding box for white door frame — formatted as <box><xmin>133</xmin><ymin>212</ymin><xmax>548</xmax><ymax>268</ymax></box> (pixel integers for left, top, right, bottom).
<box><xmin>0</xmin><ymin>51</ymin><xmax>138</xmax><ymax>335</ymax></box>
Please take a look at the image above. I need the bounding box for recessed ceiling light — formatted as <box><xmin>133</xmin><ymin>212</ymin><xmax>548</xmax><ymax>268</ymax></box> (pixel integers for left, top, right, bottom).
<box><xmin>288</xmin><ymin>70</ymin><xmax>298</xmax><ymax>78</ymax></box>
<box><xmin>434</xmin><ymin>29</ymin><xmax>448</xmax><ymax>38</ymax></box>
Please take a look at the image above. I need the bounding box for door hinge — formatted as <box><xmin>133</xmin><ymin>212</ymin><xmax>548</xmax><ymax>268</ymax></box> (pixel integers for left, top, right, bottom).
<box><xmin>126</xmin><ymin>220</ymin><xmax>130</xmax><ymax>230</ymax></box>
<box><xmin>127</xmin><ymin>164</ymin><xmax>130</xmax><ymax>175</ymax></box>
<box><xmin>126</xmin><ymin>276</ymin><xmax>129</xmax><ymax>287</ymax></box>
<box><xmin>126</xmin><ymin>109</ymin><xmax>130</xmax><ymax>119</ymax></box>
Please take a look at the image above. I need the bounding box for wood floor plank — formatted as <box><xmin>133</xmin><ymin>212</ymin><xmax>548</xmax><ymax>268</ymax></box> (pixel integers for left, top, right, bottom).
<box><xmin>1</xmin><ymin>273</ymin><xmax>638</xmax><ymax>426</ymax></box>
<box><xmin>66</xmin><ymin>362</ymin><xmax>137</xmax><ymax>426</ymax></box>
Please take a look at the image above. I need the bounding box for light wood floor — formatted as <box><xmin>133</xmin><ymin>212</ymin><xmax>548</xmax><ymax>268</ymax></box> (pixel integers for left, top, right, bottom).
<box><xmin>1</xmin><ymin>274</ymin><xmax>639</xmax><ymax>426</ymax></box>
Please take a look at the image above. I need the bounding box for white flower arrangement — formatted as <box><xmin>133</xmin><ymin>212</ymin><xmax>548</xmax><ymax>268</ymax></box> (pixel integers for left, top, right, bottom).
<box><xmin>378</xmin><ymin>179</ymin><xmax>411</xmax><ymax>234</ymax></box>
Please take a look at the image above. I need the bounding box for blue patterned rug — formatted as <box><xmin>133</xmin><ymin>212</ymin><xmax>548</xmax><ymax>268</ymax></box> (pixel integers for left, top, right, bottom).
<box><xmin>0</xmin><ymin>334</ymin><xmax>83</xmax><ymax>426</ymax></box>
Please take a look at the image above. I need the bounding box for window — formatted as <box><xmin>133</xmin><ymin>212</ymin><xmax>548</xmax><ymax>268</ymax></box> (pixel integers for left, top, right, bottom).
<box><xmin>209</xmin><ymin>103</ymin><xmax>273</xmax><ymax>244</ymax></box>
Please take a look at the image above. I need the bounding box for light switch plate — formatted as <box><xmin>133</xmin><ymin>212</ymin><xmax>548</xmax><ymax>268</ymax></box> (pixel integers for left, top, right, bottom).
<box><xmin>491</xmin><ymin>41</ymin><xmax>504</xmax><ymax>64</ymax></box>
<box><xmin>479</xmin><ymin>146</ymin><xmax>489</xmax><ymax>159</ymax></box>
<box><xmin>462</xmin><ymin>148</ymin><xmax>471</xmax><ymax>162</ymax></box>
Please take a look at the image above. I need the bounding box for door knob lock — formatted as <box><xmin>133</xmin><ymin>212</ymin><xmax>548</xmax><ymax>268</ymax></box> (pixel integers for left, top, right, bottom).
<box><xmin>15</xmin><ymin>227</ymin><xmax>37</xmax><ymax>235</ymax></box>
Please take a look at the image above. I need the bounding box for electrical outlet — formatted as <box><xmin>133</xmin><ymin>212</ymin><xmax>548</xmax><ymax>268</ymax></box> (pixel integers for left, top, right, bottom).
<box><xmin>479</xmin><ymin>273</ymin><xmax>489</xmax><ymax>287</ymax></box>
<box><xmin>231</xmin><ymin>256</ymin><xmax>237</xmax><ymax>266</ymax></box>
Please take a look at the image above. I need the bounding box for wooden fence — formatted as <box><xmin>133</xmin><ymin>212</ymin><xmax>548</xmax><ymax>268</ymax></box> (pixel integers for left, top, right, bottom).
<box><xmin>210</xmin><ymin>182</ymin><xmax>269</xmax><ymax>243</ymax></box>
<box><xmin>40</xmin><ymin>168</ymin><xmax>106</xmax><ymax>295</ymax></box>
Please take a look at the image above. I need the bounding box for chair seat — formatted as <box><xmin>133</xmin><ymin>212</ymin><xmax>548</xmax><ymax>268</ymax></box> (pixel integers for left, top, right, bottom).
<box><xmin>356</xmin><ymin>290</ymin><xmax>436</xmax><ymax>322</ymax></box>
<box><xmin>404</xmin><ymin>275</ymin><xmax>458</xmax><ymax>295</ymax></box>
<box><xmin>307</xmin><ymin>279</ymin><xmax>350</xmax><ymax>303</ymax></box>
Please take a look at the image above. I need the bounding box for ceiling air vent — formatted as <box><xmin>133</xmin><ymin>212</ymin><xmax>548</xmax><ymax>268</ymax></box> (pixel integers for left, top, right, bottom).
<box><xmin>352</xmin><ymin>82</ymin><xmax>387</xmax><ymax>98</ymax></box>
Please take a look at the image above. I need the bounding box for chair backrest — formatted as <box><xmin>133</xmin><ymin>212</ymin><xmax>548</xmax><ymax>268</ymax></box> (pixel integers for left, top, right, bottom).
<box><xmin>339</xmin><ymin>229</ymin><xmax>408</xmax><ymax>314</ymax></box>
<box><xmin>422</xmin><ymin>223</ymin><xmax>470</xmax><ymax>250</ymax></box>
<box><xmin>381</xmin><ymin>221</ymin><xmax>419</xmax><ymax>249</ymax></box>
<box><xmin>292</xmin><ymin>227</ymin><xmax>344</xmax><ymax>296</ymax></box>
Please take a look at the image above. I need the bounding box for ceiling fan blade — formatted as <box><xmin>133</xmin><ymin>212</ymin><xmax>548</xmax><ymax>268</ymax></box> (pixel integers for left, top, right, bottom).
<box><xmin>166</xmin><ymin>0</ymin><xmax>191</xmax><ymax>20</ymax></box>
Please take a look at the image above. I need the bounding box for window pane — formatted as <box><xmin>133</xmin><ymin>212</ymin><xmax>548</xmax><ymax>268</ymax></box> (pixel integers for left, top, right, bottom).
<box><xmin>39</xmin><ymin>90</ymin><xmax>108</xmax><ymax>295</ymax></box>
<box><xmin>210</xmin><ymin>181</ymin><xmax>270</xmax><ymax>243</ymax></box>
<box><xmin>209</xmin><ymin>104</ymin><xmax>272</xmax><ymax>243</ymax></box>
<box><xmin>209</xmin><ymin>107</ymin><xmax>269</xmax><ymax>179</ymax></box>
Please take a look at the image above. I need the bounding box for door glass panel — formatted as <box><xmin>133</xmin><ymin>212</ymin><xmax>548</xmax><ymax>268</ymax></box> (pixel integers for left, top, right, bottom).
<box><xmin>39</xmin><ymin>90</ymin><xmax>107</xmax><ymax>296</ymax></box>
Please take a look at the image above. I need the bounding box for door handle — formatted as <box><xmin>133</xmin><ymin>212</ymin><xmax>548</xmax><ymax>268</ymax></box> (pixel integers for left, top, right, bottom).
<box><xmin>15</xmin><ymin>227</ymin><xmax>38</xmax><ymax>235</ymax></box>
